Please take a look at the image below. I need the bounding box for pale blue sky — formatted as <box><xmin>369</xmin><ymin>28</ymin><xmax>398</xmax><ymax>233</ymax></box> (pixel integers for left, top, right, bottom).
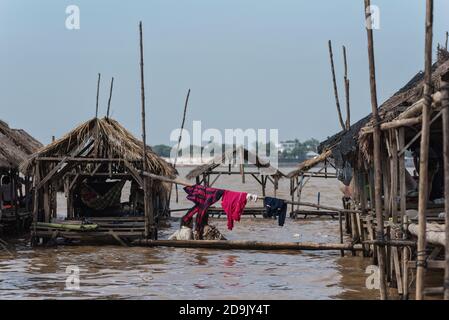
<box><xmin>1</xmin><ymin>0</ymin><xmax>448</xmax><ymax>146</ymax></box>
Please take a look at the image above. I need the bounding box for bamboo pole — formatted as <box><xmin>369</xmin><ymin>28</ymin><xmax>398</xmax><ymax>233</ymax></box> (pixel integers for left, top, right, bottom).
<box><xmin>364</xmin><ymin>0</ymin><xmax>387</xmax><ymax>300</ymax></box>
<box><xmin>169</xmin><ymin>88</ymin><xmax>191</xmax><ymax>204</ymax></box>
<box><xmin>440</xmin><ymin>75</ymin><xmax>449</xmax><ymax>300</ymax></box>
<box><xmin>139</xmin><ymin>21</ymin><xmax>154</xmax><ymax>240</ymax></box>
<box><xmin>328</xmin><ymin>40</ymin><xmax>346</xmax><ymax>131</ymax></box>
<box><xmin>134</xmin><ymin>239</ymin><xmax>364</xmax><ymax>251</ymax></box>
<box><xmin>95</xmin><ymin>73</ymin><xmax>101</xmax><ymax>118</ymax></box>
<box><xmin>106</xmin><ymin>77</ymin><xmax>114</xmax><ymax>118</ymax></box>
<box><xmin>343</xmin><ymin>45</ymin><xmax>351</xmax><ymax>129</ymax></box>
<box><xmin>416</xmin><ymin>0</ymin><xmax>434</xmax><ymax>301</ymax></box>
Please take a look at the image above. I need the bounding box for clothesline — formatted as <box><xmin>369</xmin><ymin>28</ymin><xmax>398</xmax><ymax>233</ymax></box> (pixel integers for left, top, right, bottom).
<box><xmin>141</xmin><ymin>171</ymin><xmax>362</xmax><ymax>214</ymax></box>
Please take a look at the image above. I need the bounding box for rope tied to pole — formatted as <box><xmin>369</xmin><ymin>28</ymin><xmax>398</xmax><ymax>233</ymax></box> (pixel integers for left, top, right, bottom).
<box><xmin>416</xmin><ymin>249</ymin><xmax>429</xmax><ymax>269</ymax></box>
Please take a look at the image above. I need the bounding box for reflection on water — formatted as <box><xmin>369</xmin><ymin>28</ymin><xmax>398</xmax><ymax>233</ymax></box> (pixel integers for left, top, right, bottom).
<box><xmin>0</xmin><ymin>167</ymin><xmax>379</xmax><ymax>299</ymax></box>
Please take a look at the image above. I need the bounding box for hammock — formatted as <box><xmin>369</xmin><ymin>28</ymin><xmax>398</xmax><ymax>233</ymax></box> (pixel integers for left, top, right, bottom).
<box><xmin>80</xmin><ymin>180</ymin><xmax>126</xmax><ymax>211</ymax></box>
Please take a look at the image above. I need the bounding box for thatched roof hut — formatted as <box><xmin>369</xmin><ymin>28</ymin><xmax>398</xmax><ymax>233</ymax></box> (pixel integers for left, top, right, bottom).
<box><xmin>185</xmin><ymin>146</ymin><xmax>284</xmax><ymax>180</ymax></box>
<box><xmin>317</xmin><ymin>50</ymin><xmax>449</xmax><ymax>171</ymax></box>
<box><xmin>0</xmin><ymin>119</ymin><xmax>42</xmax><ymax>171</ymax></box>
<box><xmin>21</xmin><ymin>117</ymin><xmax>175</xmax><ymax>177</ymax></box>
<box><xmin>287</xmin><ymin>150</ymin><xmax>332</xmax><ymax>178</ymax></box>
<box><xmin>358</xmin><ymin>50</ymin><xmax>449</xmax><ymax>163</ymax></box>
<box><xmin>25</xmin><ymin>117</ymin><xmax>177</xmax><ymax>238</ymax></box>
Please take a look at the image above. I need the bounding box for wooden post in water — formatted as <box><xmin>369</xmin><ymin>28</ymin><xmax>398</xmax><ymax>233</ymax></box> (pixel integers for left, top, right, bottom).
<box><xmin>440</xmin><ymin>74</ymin><xmax>449</xmax><ymax>300</ymax></box>
<box><xmin>106</xmin><ymin>77</ymin><xmax>114</xmax><ymax>118</ymax></box>
<box><xmin>416</xmin><ymin>0</ymin><xmax>434</xmax><ymax>300</ymax></box>
<box><xmin>343</xmin><ymin>46</ymin><xmax>351</xmax><ymax>130</ymax></box>
<box><xmin>364</xmin><ymin>0</ymin><xmax>387</xmax><ymax>300</ymax></box>
<box><xmin>139</xmin><ymin>21</ymin><xmax>155</xmax><ymax>240</ymax></box>
<box><xmin>328</xmin><ymin>40</ymin><xmax>346</xmax><ymax>131</ymax></box>
<box><xmin>95</xmin><ymin>73</ymin><xmax>101</xmax><ymax>118</ymax></box>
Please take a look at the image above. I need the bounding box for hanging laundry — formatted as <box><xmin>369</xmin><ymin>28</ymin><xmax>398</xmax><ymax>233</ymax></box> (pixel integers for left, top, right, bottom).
<box><xmin>246</xmin><ymin>193</ymin><xmax>258</xmax><ymax>202</ymax></box>
<box><xmin>221</xmin><ymin>190</ymin><xmax>248</xmax><ymax>230</ymax></box>
<box><xmin>182</xmin><ymin>184</ymin><xmax>224</xmax><ymax>235</ymax></box>
<box><xmin>263</xmin><ymin>197</ymin><xmax>287</xmax><ymax>226</ymax></box>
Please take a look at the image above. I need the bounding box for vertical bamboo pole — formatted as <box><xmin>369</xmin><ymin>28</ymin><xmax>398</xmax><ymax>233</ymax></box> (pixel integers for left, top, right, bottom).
<box><xmin>328</xmin><ymin>40</ymin><xmax>346</xmax><ymax>131</ymax></box>
<box><xmin>343</xmin><ymin>46</ymin><xmax>351</xmax><ymax>129</ymax></box>
<box><xmin>170</xmin><ymin>89</ymin><xmax>191</xmax><ymax>205</ymax></box>
<box><xmin>339</xmin><ymin>209</ymin><xmax>344</xmax><ymax>257</ymax></box>
<box><xmin>391</xmin><ymin>132</ymin><xmax>399</xmax><ymax>223</ymax></box>
<box><xmin>364</xmin><ymin>0</ymin><xmax>387</xmax><ymax>300</ymax></box>
<box><xmin>398</xmin><ymin>128</ymin><xmax>407</xmax><ymax>220</ymax></box>
<box><xmin>440</xmin><ymin>75</ymin><xmax>449</xmax><ymax>300</ymax></box>
<box><xmin>416</xmin><ymin>0</ymin><xmax>434</xmax><ymax>300</ymax></box>
<box><xmin>95</xmin><ymin>73</ymin><xmax>101</xmax><ymax>118</ymax></box>
<box><xmin>139</xmin><ymin>21</ymin><xmax>154</xmax><ymax>240</ymax></box>
<box><xmin>106</xmin><ymin>77</ymin><xmax>114</xmax><ymax>118</ymax></box>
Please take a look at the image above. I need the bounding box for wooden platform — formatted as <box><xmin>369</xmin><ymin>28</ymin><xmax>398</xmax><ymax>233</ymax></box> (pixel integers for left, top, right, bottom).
<box><xmin>33</xmin><ymin>216</ymin><xmax>146</xmax><ymax>246</ymax></box>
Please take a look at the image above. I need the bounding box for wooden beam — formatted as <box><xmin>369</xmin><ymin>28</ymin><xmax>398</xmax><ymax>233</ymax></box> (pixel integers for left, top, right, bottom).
<box><xmin>35</xmin><ymin>157</ymin><xmax>69</xmax><ymax>190</ymax></box>
<box><xmin>134</xmin><ymin>239</ymin><xmax>364</xmax><ymax>252</ymax></box>
<box><xmin>123</xmin><ymin>160</ymin><xmax>144</xmax><ymax>188</ymax></box>
<box><xmin>398</xmin><ymin>110</ymin><xmax>443</xmax><ymax>156</ymax></box>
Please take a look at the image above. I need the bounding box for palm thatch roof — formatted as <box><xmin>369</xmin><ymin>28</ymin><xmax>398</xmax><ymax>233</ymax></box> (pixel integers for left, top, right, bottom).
<box><xmin>287</xmin><ymin>150</ymin><xmax>332</xmax><ymax>178</ymax></box>
<box><xmin>317</xmin><ymin>49</ymin><xmax>449</xmax><ymax>168</ymax></box>
<box><xmin>185</xmin><ymin>146</ymin><xmax>284</xmax><ymax>180</ymax></box>
<box><xmin>358</xmin><ymin>50</ymin><xmax>449</xmax><ymax>162</ymax></box>
<box><xmin>20</xmin><ymin>117</ymin><xmax>176</xmax><ymax>177</ymax></box>
<box><xmin>0</xmin><ymin>119</ymin><xmax>42</xmax><ymax>170</ymax></box>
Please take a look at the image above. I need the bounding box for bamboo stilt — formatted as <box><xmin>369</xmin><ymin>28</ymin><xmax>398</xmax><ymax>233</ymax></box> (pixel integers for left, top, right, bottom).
<box><xmin>440</xmin><ymin>76</ymin><xmax>449</xmax><ymax>300</ymax></box>
<box><xmin>364</xmin><ymin>0</ymin><xmax>387</xmax><ymax>300</ymax></box>
<box><xmin>416</xmin><ymin>0</ymin><xmax>434</xmax><ymax>300</ymax></box>
<box><xmin>139</xmin><ymin>21</ymin><xmax>155</xmax><ymax>240</ymax></box>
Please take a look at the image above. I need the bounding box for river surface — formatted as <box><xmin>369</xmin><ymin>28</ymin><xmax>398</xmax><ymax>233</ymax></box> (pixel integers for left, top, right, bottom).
<box><xmin>0</xmin><ymin>166</ymin><xmax>380</xmax><ymax>300</ymax></box>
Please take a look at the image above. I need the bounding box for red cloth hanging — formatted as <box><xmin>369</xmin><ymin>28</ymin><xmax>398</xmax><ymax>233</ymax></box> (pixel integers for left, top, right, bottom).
<box><xmin>221</xmin><ymin>190</ymin><xmax>247</xmax><ymax>230</ymax></box>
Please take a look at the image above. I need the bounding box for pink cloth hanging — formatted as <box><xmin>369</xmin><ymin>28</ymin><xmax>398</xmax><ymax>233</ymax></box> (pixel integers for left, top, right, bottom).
<box><xmin>221</xmin><ymin>190</ymin><xmax>248</xmax><ymax>230</ymax></box>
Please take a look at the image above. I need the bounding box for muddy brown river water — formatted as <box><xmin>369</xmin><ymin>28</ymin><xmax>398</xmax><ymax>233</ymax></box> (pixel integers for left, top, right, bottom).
<box><xmin>0</xmin><ymin>167</ymin><xmax>380</xmax><ymax>299</ymax></box>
